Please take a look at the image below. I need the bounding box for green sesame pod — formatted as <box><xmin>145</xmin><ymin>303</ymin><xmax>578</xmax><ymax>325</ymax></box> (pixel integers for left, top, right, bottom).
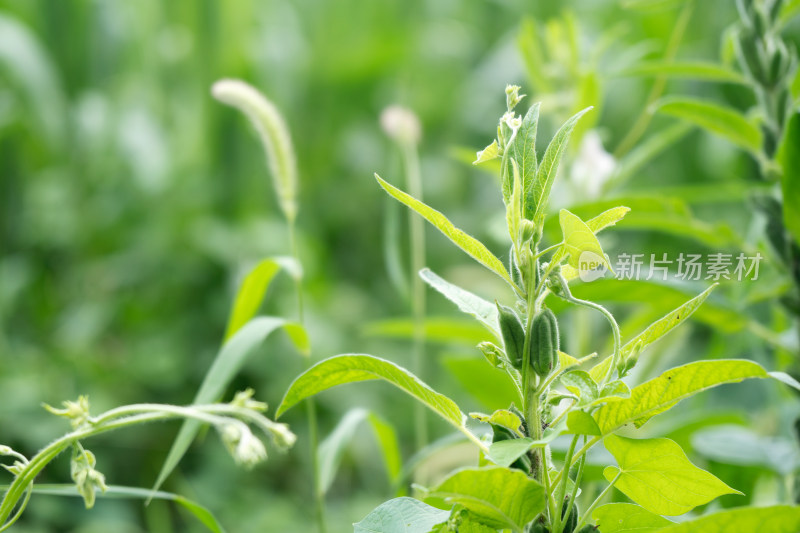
<box><xmin>575</xmin><ymin>526</ymin><xmax>598</xmax><ymax>533</ymax></box>
<box><xmin>561</xmin><ymin>498</ymin><xmax>578</xmax><ymax>533</ymax></box>
<box><xmin>497</xmin><ymin>303</ymin><xmax>525</xmax><ymax>369</ymax></box>
<box><xmin>529</xmin><ymin>308</ymin><xmax>559</xmax><ymax>377</ymax></box>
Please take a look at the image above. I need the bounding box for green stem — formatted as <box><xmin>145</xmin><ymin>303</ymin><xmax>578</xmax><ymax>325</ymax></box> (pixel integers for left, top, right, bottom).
<box><xmin>551</xmin><ymin>436</ymin><xmax>601</xmax><ymax>488</ymax></box>
<box><xmin>563</xmin><ymin>449</ymin><xmax>586</xmax><ymax>533</ymax></box>
<box><xmin>574</xmin><ymin>470</ymin><xmax>621</xmax><ymax>531</ymax></box>
<box><xmin>403</xmin><ymin>141</ymin><xmax>428</xmax><ymax>450</ymax></box>
<box><xmin>613</xmin><ymin>0</ymin><xmax>695</xmax><ymax>158</ymax></box>
<box><xmin>552</xmin><ymin>435</ymin><xmax>579</xmax><ymax>533</ymax></box>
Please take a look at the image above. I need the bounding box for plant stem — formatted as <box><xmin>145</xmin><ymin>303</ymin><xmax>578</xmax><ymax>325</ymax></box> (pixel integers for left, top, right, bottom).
<box><xmin>288</xmin><ymin>221</ymin><xmax>327</xmax><ymax>533</ymax></box>
<box><xmin>403</xmin><ymin>140</ymin><xmax>428</xmax><ymax>450</ymax></box>
<box><xmin>551</xmin><ymin>435</ymin><xmax>579</xmax><ymax>533</ymax></box>
<box><xmin>613</xmin><ymin>0</ymin><xmax>695</xmax><ymax>158</ymax></box>
<box><xmin>551</xmin><ymin>435</ymin><xmax>601</xmax><ymax>489</ymax></box>
<box><xmin>574</xmin><ymin>470</ymin><xmax>621</xmax><ymax>531</ymax></box>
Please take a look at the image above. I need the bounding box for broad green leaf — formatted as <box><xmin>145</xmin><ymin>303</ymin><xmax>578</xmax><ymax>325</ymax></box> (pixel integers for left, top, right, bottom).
<box><xmin>691</xmin><ymin>425</ymin><xmax>800</xmax><ymax>476</ymax></box>
<box><xmin>596</xmin><ymin>380</ymin><xmax>631</xmax><ymax>403</ymax></box>
<box><xmin>586</xmin><ymin>206</ymin><xmax>631</xmax><ymax>233</ymax></box>
<box><xmin>474</xmin><ymin>139</ymin><xmax>500</xmax><ymax>164</ymax></box>
<box><xmin>778</xmin><ymin>111</ymin><xmax>800</xmax><ymax>247</ymax></box>
<box><xmin>317</xmin><ymin>408</ymin><xmax>402</xmax><ymax>493</ymax></box>
<box><xmin>426</xmin><ymin>466</ymin><xmax>545</xmax><ymax>531</ymax></box>
<box><xmin>560</xmin><ymin>370</ymin><xmax>599</xmax><ymax>407</ymax></box>
<box><xmin>558</xmin><ymin>209</ymin><xmax>612</xmax><ymax>271</ymax></box>
<box><xmin>152</xmin><ymin>317</ymin><xmax>302</xmax><ymax>495</ymax></box>
<box><xmin>529</xmin><ymin>108</ymin><xmax>593</xmax><ymax>220</ymax></box>
<box><xmin>224</xmin><ymin>257</ymin><xmax>299</xmax><ymax>340</ymax></box>
<box><xmin>363</xmin><ymin>317</ymin><xmax>493</xmax><ymax>346</ymax></box>
<box><xmin>590</xmin><ymin>284</ymin><xmax>717</xmax><ymax>379</ymax></box>
<box><xmin>655</xmin><ymin>505</ymin><xmax>800</xmax><ymax>533</ymax></box>
<box><xmin>512</xmin><ymin>102</ymin><xmax>540</xmax><ymax>218</ymax></box>
<box><xmin>353</xmin><ymin>497</ymin><xmax>450</xmax><ymax>533</ymax></box>
<box><xmin>567</xmin><ymin>410</ymin><xmax>601</xmax><ymax>436</ymax></box>
<box><xmin>654</xmin><ymin>97</ymin><xmax>762</xmax><ymax>154</ymax></box>
<box><xmin>419</xmin><ymin>269</ymin><xmax>500</xmax><ymax>337</ymax></box>
<box><xmin>620</xmin><ymin>61</ymin><xmax>746</xmax><ymax>84</ymax></box>
<box><xmin>593</xmin><ymin>360</ymin><xmax>769</xmax><ymax>435</ymax></box>
<box><xmin>213</xmin><ymin>79</ymin><xmax>298</xmax><ymax>222</ymax></box>
<box><xmin>29</xmin><ymin>484</ymin><xmax>226</xmax><ymax>533</ymax></box>
<box><xmin>486</xmin><ymin>424</ymin><xmax>566</xmax><ymax>467</ymax></box>
<box><xmin>276</xmin><ymin>354</ymin><xmax>464</xmax><ymax>431</ymax></box>
<box><xmin>593</xmin><ymin>503</ymin><xmax>673</xmax><ymax>532</ymax></box>
<box><xmin>603</xmin><ymin>435</ymin><xmax>740</xmax><ymax>515</ymax></box>
<box><xmin>376</xmin><ymin>176</ymin><xmax>515</xmax><ymax>287</ymax></box>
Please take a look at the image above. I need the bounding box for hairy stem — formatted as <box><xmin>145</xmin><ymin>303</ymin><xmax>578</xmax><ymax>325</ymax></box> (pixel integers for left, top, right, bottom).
<box><xmin>574</xmin><ymin>470</ymin><xmax>621</xmax><ymax>531</ymax></box>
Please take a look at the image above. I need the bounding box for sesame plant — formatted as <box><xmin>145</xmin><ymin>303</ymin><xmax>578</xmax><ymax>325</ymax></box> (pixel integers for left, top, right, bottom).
<box><xmin>276</xmin><ymin>86</ymin><xmax>800</xmax><ymax>532</ymax></box>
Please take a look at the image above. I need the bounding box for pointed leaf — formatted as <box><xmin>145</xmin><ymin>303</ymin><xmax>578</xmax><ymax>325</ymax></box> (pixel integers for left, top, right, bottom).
<box><xmin>276</xmin><ymin>355</ymin><xmax>464</xmax><ymax>431</ymax></box>
<box><xmin>593</xmin><ymin>360</ymin><xmax>769</xmax><ymax>435</ymax></box>
<box><xmin>376</xmin><ymin>175</ymin><xmax>515</xmax><ymax>286</ymax></box>
<box><xmin>593</xmin><ymin>503</ymin><xmax>673</xmax><ymax>532</ymax></box>
<box><xmin>152</xmin><ymin>317</ymin><xmax>302</xmax><ymax>495</ymax></box>
<box><xmin>427</xmin><ymin>466</ymin><xmax>545</xmax><ymax>531</ymax></box>
<box><xmin>655</xmin><ymin>505</ymin><xmax>800</xmax><ymax>533</ymax></box>
<box><xmin>513</xmin><ymin>102</ymin><xmax>540</xmax><ymax>219</ymax></box>
<box><xmin>603</xmin><ymin>435</ymin><xmax>740</xmax><ymax>515</ymax></box>
<box><xmin>586</xmin><ymin>206</ymin><xmax>631</xmax><ymax>233</ymax></box>
<box><xmin>485</xmin><ymin>424</ymin><xmax>566</xmax><ymax>467</ymax></box>
<box><xmin>419</xmin><ymin>269</ymin><xmax>499</xmax><ymax>337</ymax></box>
<box><xmin>528</xmin><ymin>107</ymin><xmax>592</xmax><ymax>220</ymax></box>
<box><xmin>354</xmin><ymin>497</ymin><xmax>450</xmax><ymax>533</ymax></box>
<box><xmin>474</xmin><ymin>139</ymin><xmax>500</xmax><ymax>164</ymax></box>
<box><xmin>225</xmin><ymin>257</ymin><xmax>300</xmax><ymax>340</ymax></box>
<box><xmin>470</xmin><ymin>409</ymin><xmax>522</xmax><ymax>434</ymax></box>
<box><xmin>559</xmin><ymin>209</ymin><xmax>612</xmax><ymax>271</ymax></box>
<box><xmin>654</xmin><ymin>97</ymin><xmax>762</xmax><ymax>154</ymax></box>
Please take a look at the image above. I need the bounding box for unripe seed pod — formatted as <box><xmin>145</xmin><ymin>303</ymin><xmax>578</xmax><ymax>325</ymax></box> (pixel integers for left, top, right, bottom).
<box><xmin>561</xmin><ymin>497</ymin><xmax>579</xmax><ymax>533</ymax></box>
<box><xmin>497</xmin><ymin>303</ymin><xmax>525</xmax><ymax>369</ymax></box>
<box><xmin>529</xmin><ymin>308</ymin><xmax>559</xmax><ymax>377</ymax></box>
<box><xmin>575</xmin><ymin>526</ymin><xmax>598</xmax><ymax>533</ymax></box>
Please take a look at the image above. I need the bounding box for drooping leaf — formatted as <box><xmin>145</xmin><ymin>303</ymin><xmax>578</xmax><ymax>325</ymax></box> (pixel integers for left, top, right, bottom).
<box><xmin>426</xmin><ymin>466</ymin><xmax>545</xmax><ymax>531</ymax></box>
<box><xmin>654</xmin><ymin>505</ymin><xmax>800</xmax><ymax>533</ymax></box>
<box><xmin>152</xmin><ymin>317</ymin><xmax>303</xmax><ymax>495</ymax></box>
<box><xmin>593</xmin><ymin>360</ymin><xmax>769</xmax><ymax>435</ymax></box>
<box><xmin>603</xmin><ymin>435</ymin><xmax>740</xmax><ymax>515</ymax></box>
<box><xmin>528</xmin><ymin>108</ymin><xmax>593</xmax><ymax>220</ymax></box>
<box><xmin>419</xmin><ymin>269</ymin><xmax>500</xmax><ymax>337</ymax></box>
<box><xmin>317</xmin><ymin>408</ymin><xmax>402</xmax><ymax>493</ymax></box>
<box><xmin>276</xmin><ymin>355</ymin><xmax>464</xmax><ymax>431</ymax></box>
<box><xmin>654</xmin><ymin>97</ymin><xmax>762</xmax><ymax>154</ymax></box>
<box><xmin>620</xmin><ymin>61</ymin><xmax>747</xmax><ymax>84</ymax></box>
<box><xmin>589</xmin><ymin>284</ymin><xmax>717</xmax><ymax>379</ymax></box>
<box><xmin>212</xmin><ymin>79</ymin><xmax>298</xmax><ymax>222</ymax></box>
<box><xmin>592</xmin><ymin>503</ymin><xmax>673</xmax><ymax>532</ymax></box>
<box><xmin>30</xmin><ymin>484</ymin><xmax>227</xmax><ymax>533</ymax></box>
<box><xmin>778</xmin><ymin>111</ymin><xmax>800</xmax><ymax>247</ymax></box>
<box><xmin>224</xmin><ymin>257</ymin><xmax>300</xmax><ymax>340</ymax></box>
<box><xmin>558</xmin><ymin>209</ymin><xmax>612</xmax><ymax>271</ymax></box>
<box><xmin>353</xmin><ymin>497</ymin><xmax>450</xmax><ymax>533</ymax></box>
<box><xmin>512</xmin><ymin>102</ymin><xmax>540</xmax><ymax>217</ymax></box>
<box><xmin>585</xmin><ymin>206</ymin><xmax>631</xmax><ymax>233</ymax></box>
<box><xmin>376</xmin><ymin>176</ymin><xmax>515</xmax><ymax>287</ymax></box>
<box><xmin>474</xmin><ymin>139</ymin><xmax>500</xmax><ymax>164</ymax></box>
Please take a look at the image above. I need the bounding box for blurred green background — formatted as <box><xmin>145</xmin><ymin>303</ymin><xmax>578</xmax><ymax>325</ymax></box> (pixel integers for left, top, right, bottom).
<box><xmin>1</xmin><ymin>0</ymin><xmax>799</xmax><ymax>531</ymax></box>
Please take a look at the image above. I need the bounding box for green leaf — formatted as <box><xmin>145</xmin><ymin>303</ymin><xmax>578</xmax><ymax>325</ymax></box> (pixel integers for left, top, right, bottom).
<box><xmin>512</xmin><ymin>102</ymin><xmax>540</xmax><ymax>219</ymax></box>
<box><xmin>212</xmin><ymin>80</ymin><xmax>298</xmax><ymax>222</ymax></box>
<box><xmin>317</xmin><ymin>408</ymin><xmax>402</xmax><ymax>493</ymax></box>
<box><xmin>566</xmin><ymin>410</ymin><xmax>601</xmax><ymax>436</ymax></box>
<box><xmin>485</xmin><ymin>424</ymin><xmax>566</xmax><ymax>467</ymax></box>
<box><xmin>654</xmin><ymin>505</ymin><xmax>800</xmax><ymax>533</ymax></box>
<box><xmin>586</xmin><ymin>206</ymin><xmax>631</xmax><ymax>233</ymax></box>
<box><xmin>603</xmin><ymin>434</ymin><xmax>740</xmax><ymax>515</ymax></box>
<box><xmin>507</xmin><ymin>159</ymin><xmax>523</xmax><ymax>243</ymax></box>
<box><xmin>29</xmin><ymin>484</ymin><xmax>226</xmax><ymax>533</ymax></box>
<box><xmin>528</xmin><ymin>107</ymin><xmax>593</xmax><ymax>221</ymax></box>
<box><xmin>426</xmin><ymin>466</ymin><xmax>545</xmax><ymax>531</ymax></box>
<box><xmin>152</xmin><ymin>317</ymin><xmax>302</xmax><ymax>496</ymax></box>
<box><xmin>353</xmin><ymin>497</ymin><xmax>450</xmax><ymax>533</ymax></box>
<box><xmin>224</xmin><ymin>257</ymin><xmax>300</xmax><ymax>340</ymax></box>
<box><xmin>474</xmin><ymin>139</ymin><xmax>500</xmax><ymax>164</ymax></box>
<box><xmin>558</xmin><ymin>209</ymin><xmax>612</xmax><ymax>271</ymax></box>
<box><xmin>592</xmin><ymin>503</ymin><xmax>673</xmax><ymax>532</ymax></box>
<box><xmin>769</xmin><ymin>371</ymin><xmax>800</xmax><ymax>393</ymax></box>
<box><xmin>276</xmin><ymin>354</ymin><xmax>464</xmax><ymax>431</ymax></box>
<box><xmin>470</xmin><ymin>409</ymin><xmax>523</xmax><ymax>434</ymax></box>
<box><xmin>653</xmin><ymin>97</ymin><xmax>762</xmax><ymax>154</ymax></box>
<box><xmin>619</xmin><ymin>61</ymin><xmax>747</xmax><ymax>84</ymax></box>
<box><xmin>560</xmin><ymin>370</ymin><xmax>599</xmax><ymax>407</ymax></box>
<box><xmin>419</xmin><ymin>269</ymin><xmax>500</xmax><ymax>337</ymax></box>
<box><xmin>778</xmin><ymin>111</ymin><xmax>800</xmax><ymax>247</ymax></box>
<box><xmin>593</xmin><ymin>360</ymin><xmax>769</xmax><ymax>435</ymax></box>
<box><xmin>363</xmin><ymin>317</ymin><xmax>493</xmax><ymax>346</ymax></box>
<box><xmin>376</xmin><ymin>175</ymin><xmax>515</xmax><ymax>287</ymax></box>
<box><xmin>590</xmin><ymin>284</ymin><xmax>717</xmax><ymax>379</ymax></box>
